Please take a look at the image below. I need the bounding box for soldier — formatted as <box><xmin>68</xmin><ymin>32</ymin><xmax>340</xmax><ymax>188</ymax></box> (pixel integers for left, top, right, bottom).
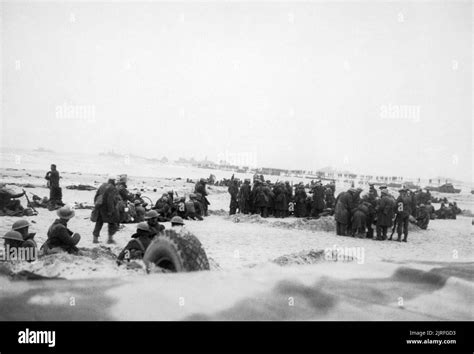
<box><xmin>453</xmin><ymin>202</ymin><xmax>462</xmax><ymax>216</ymax></box>
<box><xmin>376</xmin><ymin>189</ymin><xmax>395</xmax><ymax>240</ymax></box>
<box><xmin>145</xmin><ymin>210</ymin><xmax>165</xmax><ymax>236</ymax></box>
<box><xmin>436</xmin><ymin>203</ymin><xmax>448</xmax><ymax>219</ymax></box>
<box><xmin>116</xmin><ymin>175</ymin><xmax>133</xmax><ymax>222</ymax></box>
<box><xmin>187</xmin><ymin>194</ymin><xmax>204</xmax><ymax>220</ymax></box>
<box><xmin>194</xmin><ymin>178</ymin><xmax>210</xmax><ymax>216</ymax></box>
<box><xmin>0</xmin><ymin>187</ymin><xmax>25</xmax><ymax>216</ymax></box>
<box><xmin>42</xmin><ymin>206</ymin><xmax>81</xmax><ymax>254</ymax></box>
<box><xmin>294</xmin><ymin>183</ymin><xmax>307</xmax><ymax>218</ymax></box>
<box><xmin>134</xmin><ymin>200</ymin><xmax>146</xmax><ymax>222</ymax></box>
<box><xmin>266</xmin><ymin>182</ymin><xmax>275</xmax><ymax>217</ymax></box>
<box><xmin>416</xmin><ymin>204</ymin><xmax>430</xmax><ymax>230</ymax></box>
<box><xmin>368</xmin><ymin>183</ymin><xmax>378</xmax><ymax>198</ymax></box>
<box><xmin>254</xmin><ymin>182</ymin><xmax>269</xmax><ymax>218</ymax></box>
<box><xmin>394</xmin><ymin>188</ymin><xmax>411</xmax><ymax>242</ymax></box>
<box><xmin>116</xmin><ymin>175</ymin><xmax>132</xmax><ymax>202</ymax></box>
<box><xmin>273</xmin><ymin>182</ymin><xmax>287</xmax><ymax>218</ymax></box>
<box><xmin>310</xmin><ymin>181</ymin><xmax>325</xmax><ymax>218</ymax></box>
<box><xmin>334</xmin><ymin>189</ymin><xmax>355</xmax><ymax>236</ymax></box>
<box><xmin>45</xmin><ymin>164</ymin><xmax>63</xmax><ymax>209</ymax></box>
<box><xmin>154</xmin><ymin>194</ymin><xmax>172</xmax><ymax>221</ymax></box>
<box><xmin>361</xmin><ymin>189</ymin><xmax>377</xmax><ymax>239</ymax></box>
<box><xmin>92</xmin><ymin>177</ymin><xmax>120</xmax><ymax>244</ymax></box>
<box><xmin>426</xmin><ymin>200</ymin><xmax>436</xmax><ymax>219</ymax></box>
<box><xmin>3</xmin><ymin>220</ymin><xmax>37</xmax><ymax>262</ymax></box>
<box><xmin>173</xmin><ymin>196</ymin><xmax>187</xmax><ymax>219</ymax></box>
<box><xmin>238</xmin><ymin>179</ymin><xmax>251</xmax><ymax>214</ymax></box>
<box><xmin>324</xmin><ymin>186</ymin><xmax>336</xmax><ymax>210</ymax></box>
<box><xmin>228</xmin><ymin>177</ymin><xmax>239</xmax><ymax>215</ymax></box>
<box><xmin>351</xmin><ymin>202</ymin><xmax>370</xmax><ymax>238</ymax></box>
<box><xmin>117</xmin><ymin>222</ymin><xmax>153</xmax><ymax>264</ymax></box>
<box><xmin>12</xmin><ymin>219</ymin><xmax>37</xmax><ymax>258</ymax></box>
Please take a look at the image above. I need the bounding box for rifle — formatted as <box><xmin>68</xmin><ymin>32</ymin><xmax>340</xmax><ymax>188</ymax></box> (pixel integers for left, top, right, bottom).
<box><xmin>23</xmin><ymin>189</ymin><xmax>38</xmax><ymax>214</ymax></box>
<box><xmin>389</xmin><ymin>214</ymin><xmax>399</xmax><ymax>240</ymax></box>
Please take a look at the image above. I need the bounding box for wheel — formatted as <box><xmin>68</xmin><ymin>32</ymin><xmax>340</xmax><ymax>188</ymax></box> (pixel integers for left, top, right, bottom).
<box><xmin>143</xmin><ymin>229</ymin><xmax>210</xmax><ymax>272</ymax></box>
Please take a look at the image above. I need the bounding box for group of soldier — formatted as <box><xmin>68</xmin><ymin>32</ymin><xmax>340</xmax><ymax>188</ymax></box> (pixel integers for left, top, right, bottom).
<box><xmin>228</xmin><ymin>175</ymin><xmax>336</xmax><ymax>218</ymax></box>
<box><xmin>1</xmin><ymin>166</ymin><xmax>202</xmax><ymax>264</ymax></box>
<box><xmin>334</xmin><ymin>185</ymin><xmax>461</xmax><ymax>242</ymax></box>
<box><xmin>227</xmin><ymin>174</ymin><xmax>464</xmax><ymax>243</ymax></box>
<box><xmin>91</xmin><ymin>175</ymin><xmax>210</xmax><ymax>244</ymax></box>
<box><xmin>1</xmin><ymin>204</ymin><xmax>186</xmax><ymax>265</ymax></box>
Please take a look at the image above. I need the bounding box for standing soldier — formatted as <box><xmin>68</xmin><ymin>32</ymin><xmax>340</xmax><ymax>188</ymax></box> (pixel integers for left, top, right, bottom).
<box><xmin>194</xmin><ymin>178</ymin><xmax>210</xmax><ymax>216</ymax></box>
<box><xmin>310</xmin><ymin>181</ymin><xmax>326</xmax><ymax>218</ymax></box>
<box><xmin>45</xmin><ymin>164</ymin><xmax>63</xmax><ymax>209</ymax></box>
<box><xmin>324</xmin><ymin>186</ymin><xmax>336</xmax><ymax>210</ymax></box>
<box><xmin>273</xmin><ymin>182</ymin><xmax>287</xmax><ymax>218</ymax></box>
<box><xmin>91</xmin><ymin>177</ymin><xmax>120</xmax><ymax>244</ymax></box>
<box><xmin>254</xmin><ymin>182</ymin><xmax>269</xmax><ymax>217</ymax></box>
<box><xmin>294</xmin><ymin>183</ymin><xmax>307</xmax><ymax>218</ymax></box>
<box><xmin>376</xmin><ymin>189</ymin><xmax>395</xmax><ymax>240</ymax></box>
<box><xmin>394</xmin><ymin>188</ymin><xmax>411</xmax><ymax>242</ymax></box>
<box><xmin>238</xmin><ymin>179</ymin><xmax>251</xmax><ymax>214</ymax></box>
<box><xmin>228</xmin><ymin>176</ymin><xmax>239</xmax><ymax>215</ymax></box>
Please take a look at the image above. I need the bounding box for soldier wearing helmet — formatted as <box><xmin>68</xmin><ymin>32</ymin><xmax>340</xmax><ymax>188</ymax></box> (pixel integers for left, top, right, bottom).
<box><xmin>11</xmin><ymin>219</ymin><xmax>37</xmax><ymax>260</ymax></box>
<box><xmin>145</xmin><ymin>210</ymin><xmax>165</xmax><ymax>236</ymax></box>
<box><xmin>41</xmin><ymin>206</ymin><xmax>81</xmax><ymax>255</ymax></box>
<box><xmin>170</xmin><ymin>216</ymin><xmax>185</xmax><ymax>227</ymax></box>
<box><xmin>117</xmin><ymin>222</ymin><xmax>153</xmax><ymax>264</ymax></box>
<box><xmin>2</xmin><ymin>229</ymin><xmax>37</xmax><ymax>262</ymax></box>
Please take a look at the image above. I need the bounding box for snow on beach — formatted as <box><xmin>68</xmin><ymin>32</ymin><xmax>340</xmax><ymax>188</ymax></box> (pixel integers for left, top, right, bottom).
<box><xmin>0</xmin><ymin>150</ymin><xmax>473</xmax><ymax>320</ymax></box>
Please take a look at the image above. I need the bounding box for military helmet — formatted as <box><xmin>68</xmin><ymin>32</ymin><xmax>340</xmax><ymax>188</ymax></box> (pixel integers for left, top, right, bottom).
<box><xmin>144</xmin><ymin>210</ymin><xmax>159</xmax><ymax>220</ymax></box>
<box><xmin>137</xmin><ymin>222</ymin><xmax>150</xmax><ymax>231</ymax></box>
<box><xmin>12</xmin><ymin>219</ymin><xmax>30</xmax><ymax>231</ymax></box>
<box><xmin>3</xmin><ymin>231</ymin><xmax>23</xmax><ymax>241</ymax></box>
<box><xmin>170</xmin><ymin>216</ymin><xmax>184</xmax><ymax>225</ymax></box>
<box><xmin>57</xmin><ymin>206</ymin><xmax>75</xmax><ymax>220</ymax></box>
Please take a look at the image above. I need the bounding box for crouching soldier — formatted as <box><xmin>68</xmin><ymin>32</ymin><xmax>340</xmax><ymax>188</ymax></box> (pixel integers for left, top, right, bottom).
<box><xmin>144</xmin><ymin>210</ymin><xmax>165</xmax><ymax>236</ymax></box>
<box><xmin>351</xmin><ymin>202</ymin><xmax>370</xmax><ymax>238</ymax></box>
<box><xmin>41</xmin><ymin>206</ymin><xmax>81</xmax><ymax>255</ymax></box>
<box><xmin>11</xmin><ymin>219</ymin><xmax>37</xmax><ymax>261</ymax></box>
<box><xmin>187</xmin><ymin>194</ymin><xmax>204</xmax><ymax>220</ymax></box>
<box><xmin>2</xmin><ymin>229</ymin><xmax>38</xmax><ymax>262</ymax></box>
<box><xmin>117</xmin><ymin>222</ymin><xmax>153</xmax><ymax>265</ymax></box>
<box><xmin>416</xmin><ymin>204</ymin><xmax>430</xmax><ymax>230</ymax></box>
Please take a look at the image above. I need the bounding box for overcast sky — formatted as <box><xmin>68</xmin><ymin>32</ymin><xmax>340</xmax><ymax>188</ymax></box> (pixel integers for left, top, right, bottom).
<box><xmin>1</xmin><ymin>1</ymin><xmax>472</xmax><ymax>181</ymax></box>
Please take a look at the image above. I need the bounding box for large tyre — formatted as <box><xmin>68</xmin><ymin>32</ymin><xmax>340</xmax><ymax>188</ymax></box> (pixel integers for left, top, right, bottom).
<box><xmin>143</xmin><ymin>229</ymin><xmax>210</xmax><ymax>272</ymax></box>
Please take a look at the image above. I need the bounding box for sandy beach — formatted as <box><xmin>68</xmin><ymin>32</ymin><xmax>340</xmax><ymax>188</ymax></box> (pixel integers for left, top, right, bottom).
<box><xmin>1</xmin><ymin>157</ymin><xmax>472</xmax><ymax>321</ymax></box>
